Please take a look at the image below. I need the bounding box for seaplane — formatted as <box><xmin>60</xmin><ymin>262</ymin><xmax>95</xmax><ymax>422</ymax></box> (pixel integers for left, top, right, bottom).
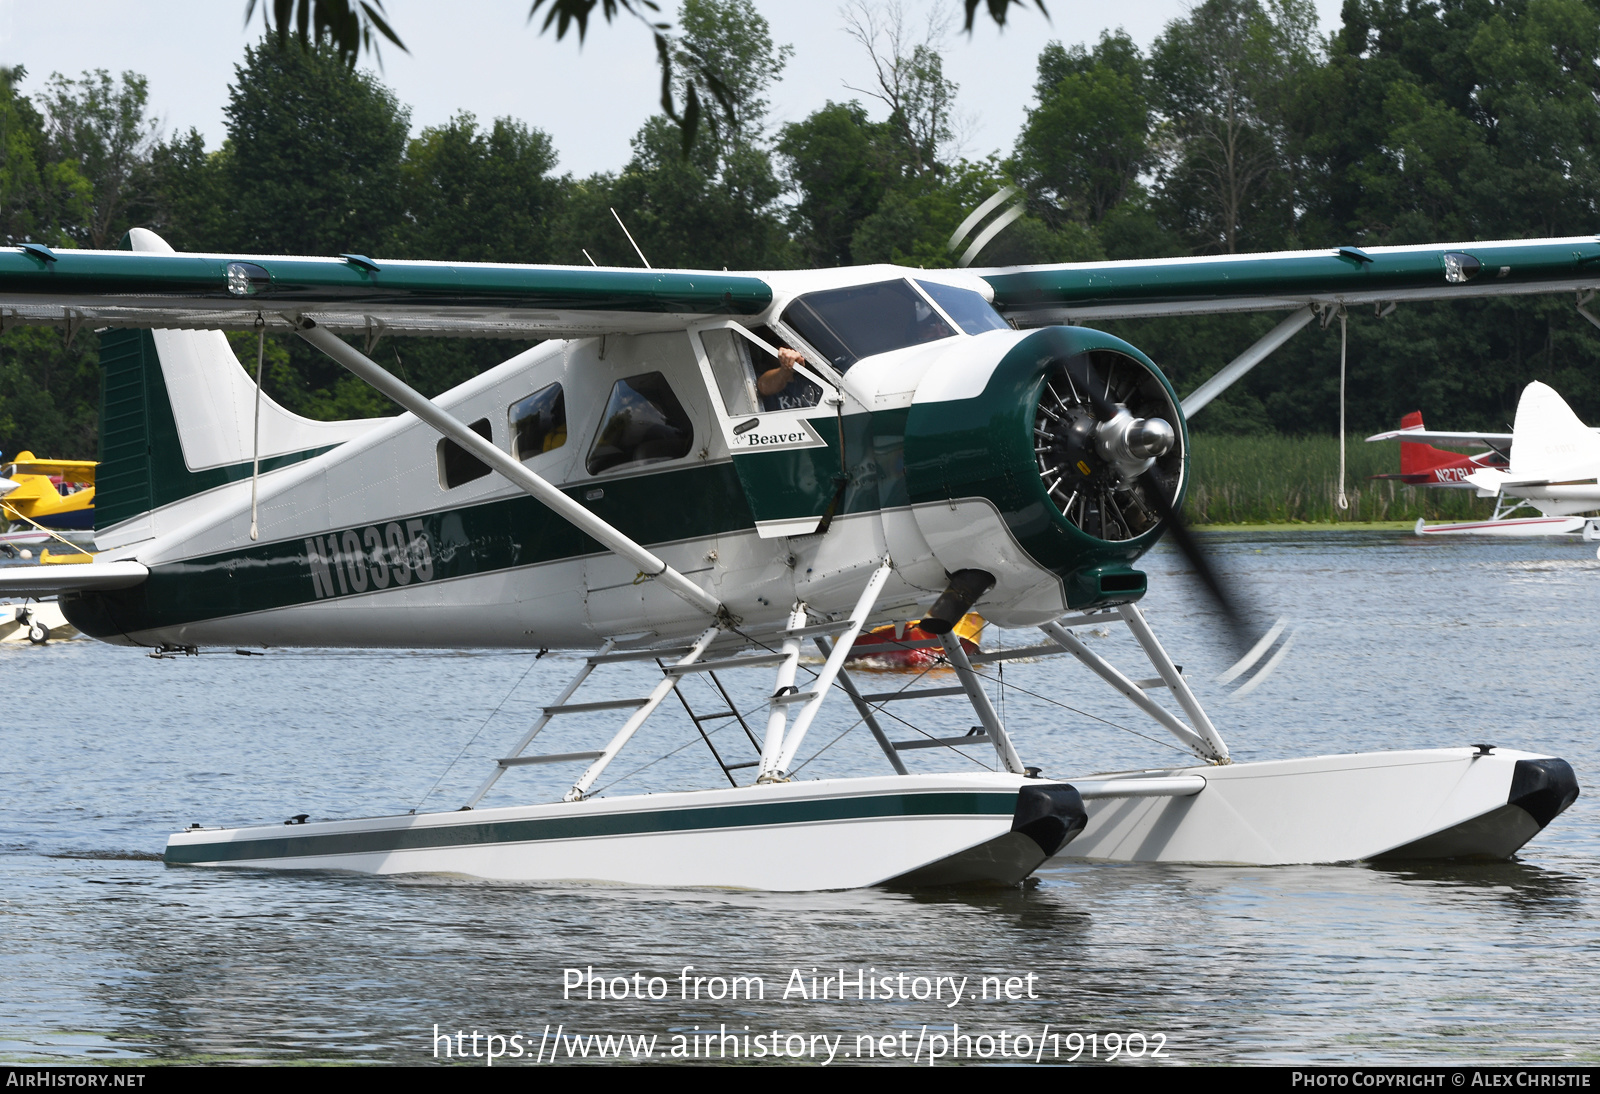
<box><xmin>0</xmin><ymin>228</ymin><xmax>1584</xmax><ymax>890</ymax></box>
<box><xmin>0</xmin><ymin>451</ymin><xmax>97</xmax><ymax>557</ymax></box>
<box><xmin>1367</xmin><ymin>381</ymin><xmax>1600</xmax><ymax>538</ymax></box>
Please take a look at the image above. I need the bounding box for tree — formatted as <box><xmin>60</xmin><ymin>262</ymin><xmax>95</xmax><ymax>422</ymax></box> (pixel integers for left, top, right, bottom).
<box><xmin>674</xmin><ymin>0</ymin><xmax>792</xmax><ymax>148</ymax></box>
<box><xmin>0</xmin><ymin>326</ymin><xmax>102</xmax><ymax>460</ymax></box>
<box><xmin>0</xmin><ymin>66</ymin><xmax>91</xmax><ymax>248</ymax></box>
<box><xmin>148</xmin><ymin>128</ymin><xmax>231</xmax><ymax>252</ymax></box>
<box><xmin>38</xmin><ymin>70</ymin><xmax>160</xmax><ymax>250</ymax></box>
<box><xmin>778</xmin><ymin>102</ymin><xmax>896</xmax><ymax>267</ymax></box>
<box><xmin>555</xmin><ymin>0</ymin><xmax>792</xmax><ymax>270</ymax></box>
<box><xmin>1013</xmin><ymin>34</ymin><xmax>1153</xmax><ymax>227</ymax></box>
<box><xmin>220</xmin><ymin>37</ymin><xmax>410</xmax><ymax>256</ymax></box>
<box><xmin>397</xmin><ymin>113</ymin><xmax>563</xmax><ymax>263</ymax></box>
<box><xmin>842</xmin><ymin>0</ymin><xmax>958</xmax><ymax>179</ymax></box>
<box><xmin>592</xmin><ymin>113</ymin><xmax>789</xmax><ymax>269</ymax></box>
<box><xmin>1149</xmin><ymin>0</ymin><xmax>1319</xmax><ymax>253</ymax></box>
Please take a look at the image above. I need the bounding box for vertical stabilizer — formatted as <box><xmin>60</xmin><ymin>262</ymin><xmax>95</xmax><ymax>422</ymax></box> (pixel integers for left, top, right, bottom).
<box><xmin>1509</xmin><ymin>382</ymin><xmax>1600</xmax><ymax>477</ymax></box>
<box><xmin>1397</xmin><ymin>411</ymin><xmax>1439</xmax><ymax>477</ymax></box>
<box><xmin>96</xmin><ymin>229</ymin><xmax>384</xmax><ymax>541</ymax></box>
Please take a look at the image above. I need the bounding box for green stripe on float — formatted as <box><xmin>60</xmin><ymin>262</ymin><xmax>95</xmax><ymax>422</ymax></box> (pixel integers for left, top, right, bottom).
<box><xmin>164</xmin><ymin>791</ymin><xmax>1017</xmax><ymax>864</ymax></box>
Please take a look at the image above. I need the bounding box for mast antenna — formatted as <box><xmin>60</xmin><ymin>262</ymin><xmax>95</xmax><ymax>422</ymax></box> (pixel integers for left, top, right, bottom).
<box><xmin>610</xmin><ymin>208</ymin><xmax>652</xmax><ymax>269</ymax></box>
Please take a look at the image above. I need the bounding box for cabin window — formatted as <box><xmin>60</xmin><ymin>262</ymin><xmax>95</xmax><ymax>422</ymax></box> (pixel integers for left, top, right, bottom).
<box><xmin>701</xmin><ymin>329</ymin><xmax>761</xmax><ymax>416</ymax></box>
<box><xmin>586</xmin><ymin>372</ymin><xmax>695</xmax><ymax>475</ymax></box>
<box><xmin>438</xmin><ymin>418</ymin><xmax>495</xmax><ymax>489</ymax></box>
<box><xmin>916</xmin><ymin>280</ymin><xmax>1009</xmax><ymax>335</ymax></box>
<box><xmin>510</xmin><ymin>382</ymin><xmax>567</xmax><ymax>461</ymax></box>
<box><xmin>701</xmin><ymin>326</ymin><xmax>822</xmax><ymax>415</ymax></box>
<box><xmin>781</xmin><ymin>279</ymin><xmax>956</xmax><ymax>371</ymax></box>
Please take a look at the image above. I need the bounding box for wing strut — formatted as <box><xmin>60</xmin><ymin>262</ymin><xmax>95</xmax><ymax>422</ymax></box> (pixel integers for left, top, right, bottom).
<box><xmin>294</xmin><ymin>318</ymin><xmax>727</xmax><ymax>620</ymax></box>
<box><xmin>1180</xmin><ymin>305</ymin><xmax>1315</xmax><ymax>417</ymax></box>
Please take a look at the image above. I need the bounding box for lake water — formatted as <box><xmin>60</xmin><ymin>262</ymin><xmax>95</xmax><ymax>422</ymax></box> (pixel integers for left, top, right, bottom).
<box><xmin>2</xmin><ymin>528</ymin><xmax>1596</xmax><ymax>1066</ymax></box>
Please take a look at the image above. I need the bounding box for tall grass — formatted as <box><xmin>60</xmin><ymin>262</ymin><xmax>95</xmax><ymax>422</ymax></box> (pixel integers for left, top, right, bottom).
<box><xmin>1183</xmin><ymin>434</ymin><xmax>1493</xmax><ymax>524</ymax></box>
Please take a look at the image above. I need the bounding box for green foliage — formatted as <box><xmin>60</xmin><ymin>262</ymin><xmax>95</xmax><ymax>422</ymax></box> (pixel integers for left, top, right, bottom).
<box><xmin>585</xmin><ymin>113</ymin><xmax>790</xmax><ymax>270</ymax></box>
<box><xmin>778</xmin><ymin>101</ymin><xmax>896</xmax><ymax>267</ymax></box>
<box><xmin>674</xmin><ymin>0</ymin><xmax>792</xmax><ymax>147</ymax></box>
<box><xmin>148</xmin><ymin>128</ymin><xmax>230</xmax><ymax>252</ymax></box>
<box><xmin>220</xmin><ymin>37</ymin><xmax>410</xmax><ymax>255</ymax></box>
<box><xmin>1014</xmin><ymin>34</ymin><xmax>1152</xmax><ymax>226</ymax></box>
<box><xmin>555</xmin><ymin>0</ymin><xmax>793</xmax><ymax>271</ymax></box>
<box><xmin>0</xmin><ymin>66</ymin><xmax>91</xmax><ymax>248</ymax></box>
<box><xmin>1149</xmin><ymin>0</ymin><xmax>1319</xmax><ymax>254</ymax></box>
<box><xmin>1184</xmin><ymin>432</ymin><xmax>1492</xmax><ymax>524</ymax></box>
<box><xmin>38</xmin><ymin>70</ymin><xmax>159</xmax><ymax>249</ymax></box>
<box><xmin>397</xmin><ymin>114</ymin><xmax>562</xmax><ymax>263</ymax></box>
<box><xmin>245</xmin><ymin>0</ymin><xmax>407</xmax><ymax>70</ymax></box>
<box><xmin>0</xmin><ymin>327</ymin><xmax>101</xmax><ymax>460</ymax></box>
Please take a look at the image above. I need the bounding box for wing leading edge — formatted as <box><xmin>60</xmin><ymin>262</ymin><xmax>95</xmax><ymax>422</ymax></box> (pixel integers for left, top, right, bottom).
<box><xmin>4</xmin><ymin>232</ymin><xmax>1597</xmax><ymax>335</ymax></box>
<box><xmin>0</xmin><ymin>231</ymin><xmax>773</xmax><ymax>339</ymax></box>
<box><xmin>976</xmin><ymin>236</ymin><xmax>1600</xmax><ymax>322</ymax></box>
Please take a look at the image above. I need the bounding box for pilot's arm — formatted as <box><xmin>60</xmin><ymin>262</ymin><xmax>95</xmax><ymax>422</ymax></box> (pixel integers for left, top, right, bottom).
<box><xmin>757</xmin><ymin>347</ymin><xmax>806</xmax><ymax>396</ymax></box>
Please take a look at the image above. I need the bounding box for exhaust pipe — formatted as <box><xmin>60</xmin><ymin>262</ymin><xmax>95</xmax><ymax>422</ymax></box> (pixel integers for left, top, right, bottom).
<box><xmin>920</xmin><ymin>569</ymin><xmax>996</xmax><ymax>634</ymax></box>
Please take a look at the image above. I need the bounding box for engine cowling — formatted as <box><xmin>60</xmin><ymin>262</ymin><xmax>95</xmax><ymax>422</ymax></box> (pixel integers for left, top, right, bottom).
<box><xmin>903</xmin><ymin>325</ymin><xmax>1187</xmax><ymax>611</ymax></box>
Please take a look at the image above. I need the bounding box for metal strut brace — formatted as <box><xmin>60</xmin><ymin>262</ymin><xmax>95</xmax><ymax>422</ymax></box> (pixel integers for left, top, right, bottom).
<box><xmin>566</xmin><ymin>626</ymin><xmax>723</xmax><ymax>801</ymax></box>
<box><xmin>757</xmin><ymin>603</ymin><xmax>811</xmax><ymax>780</ymax></box>
<box><xmin>463</xmin><ymin>639</ymin><xmax>616</xmax><ymax>809</ymax></box>
<box><xmin>939</xmin><ymin>633</ymin><xmax>1026</xmax><ymax>774</ymax></box>
<box><xmin>813</xmin><ymin>636</ymin><xmax>909</xmax><ymax>776</ymax></box>
<box><xmin>772</xmin><ymin>557</ymin><xmax>896</xmax><ymax>776</ymax></box>
<box><xmin>1116</xmin><ymin>604</ymin><xmax>1230</xmax><ymax>763</ymax></box>
<box><xmin>295</xmin><ymin>319</ymin><xmax>724</xmax><ymax>619</ymax></box>
<box><xmin>1038</xmin><ymin>619</ymin><xmax>1220</xmax><ymax>762</ymax></box>
<box><xmin>1181</xmin><ymin>305</ymin><xmax>1316</xmax><ymax>418</ymax></box>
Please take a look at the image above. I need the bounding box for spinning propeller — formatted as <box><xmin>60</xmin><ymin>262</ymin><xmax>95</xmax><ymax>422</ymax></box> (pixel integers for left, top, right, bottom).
<box><xmin>1033</xmin><ymin>351</ymin><xmax>1294</xmax><ymax>693</ymax></box>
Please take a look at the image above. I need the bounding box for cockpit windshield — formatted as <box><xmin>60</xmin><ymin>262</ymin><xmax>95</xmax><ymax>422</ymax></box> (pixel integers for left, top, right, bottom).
<box><xmin>780</xmin><ymin>279</ymin><xmax>956</xmax><ymax>371</ymax></box>
<box><xmin>915</xmin><ymin>280</ymin><xmax>1010</xmax><ymax>335</ymax></box>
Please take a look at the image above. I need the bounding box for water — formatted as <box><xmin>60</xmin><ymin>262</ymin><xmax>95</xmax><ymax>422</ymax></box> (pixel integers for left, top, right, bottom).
<box><xmin>2</xmin><ymin>529</ymin><xmax>1596</xmax><ymax>1065</ymax></box>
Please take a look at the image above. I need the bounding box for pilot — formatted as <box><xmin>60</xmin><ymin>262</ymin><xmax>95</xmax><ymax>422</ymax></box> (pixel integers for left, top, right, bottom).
<box><xmin>756</xmin><ymin>346</ymin><xmax>822</xmax><ymax>412</ymax></box>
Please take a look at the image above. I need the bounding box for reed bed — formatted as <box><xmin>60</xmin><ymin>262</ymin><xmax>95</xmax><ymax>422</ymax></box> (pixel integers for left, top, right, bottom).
<box><xmin>1182</xmin><ymin>433</ymin><xmax>1492</xmax><ymax>525</ymax></box>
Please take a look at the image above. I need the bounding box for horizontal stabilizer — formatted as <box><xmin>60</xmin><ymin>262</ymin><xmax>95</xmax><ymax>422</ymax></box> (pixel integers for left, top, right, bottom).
<box><xmin>1365</xmin><ymin>427</ymin><xmax>1512</xmax><ymax>446</ymax></box>
<box><xmin>0</xmin><ymin>560</ymin><xmax>147</xmax><ymax>597</ymax></box>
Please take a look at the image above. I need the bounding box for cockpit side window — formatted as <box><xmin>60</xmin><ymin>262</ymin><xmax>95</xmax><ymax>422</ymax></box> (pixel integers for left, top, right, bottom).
<box><xmin>781</xmin><ymin>279</ymin><xmax>957</xmax><ymax>370</ymax></box>
<box><xmin>700</xmin><ymin>326</ymin><xmax>822</xmax><ymax>415</ymax></box>
<box><xmin>586</xmin><ymin>372</ymin><xmax>695</xmax><ymax>475</ymax></box>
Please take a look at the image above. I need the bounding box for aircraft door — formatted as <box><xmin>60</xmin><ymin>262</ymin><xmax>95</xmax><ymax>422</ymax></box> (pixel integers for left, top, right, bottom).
<box><xmin>691</xmin><ymin>321</ymin><xmax>845</xmax><ymax>538</ymax></box>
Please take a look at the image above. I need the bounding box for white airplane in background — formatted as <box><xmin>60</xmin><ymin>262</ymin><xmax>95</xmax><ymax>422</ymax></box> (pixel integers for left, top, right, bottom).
<box><xmin>1367</xmin><ymin>381</ymin><xmax>1600</xmax><ymax>538</ymax></box>
<box><xmin>0</xmin><ymin>227</ymin><xmax>1583</xmax><ymax>890</ymax></box>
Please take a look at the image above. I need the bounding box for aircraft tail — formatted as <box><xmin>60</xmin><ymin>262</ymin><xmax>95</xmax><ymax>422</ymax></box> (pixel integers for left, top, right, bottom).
<box><xmin>1508</xmin><ymin>381</ymin><xmax>1600</xmax><ymax>477</ymax></box>
<box><xmin>95</xmin><ymin>228</ymin><xmax>382</xmax><ymax>544</ymax></box>
<box><xmin>1394</xmin><ymin>411</ymin><xmax>1468</xmax><ymax>478</ymax></box>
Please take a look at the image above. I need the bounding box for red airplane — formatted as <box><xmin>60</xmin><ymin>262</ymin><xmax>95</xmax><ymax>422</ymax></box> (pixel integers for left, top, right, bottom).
<box><xmin>1368</xmin><ymin>410</ymin><xmax>1509</xmax><ymax>488</ymax></box>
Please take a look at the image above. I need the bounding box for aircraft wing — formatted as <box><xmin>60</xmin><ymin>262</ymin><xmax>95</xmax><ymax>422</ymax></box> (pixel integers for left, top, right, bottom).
<box><xmin>5</xmin><ymin>233</ymin><xmax>1598</xmax><ymax>335</ymax></box>
<box><xmin>0</xmin><ymin>243</ymin><xmax>773</xmax><ymax>338</ymax></box>
<box><xmin>1363</xmin><ymin>428</ymin><xmax>1514</xmax><ymax>446</ymax></box>
<box><xmin>3</xmin><ymin>458</ymin><xmax>97</xmax><ymax>481</ymax></box>
<box><xmin>0</xmin><ymin>561</ymin><xmax>148</xmax><ymax>597</ymax></box>
<box><xmin>975</xmin><ymin>236</ymin><xmax>1600</xmax><ymax>322</ymax></box>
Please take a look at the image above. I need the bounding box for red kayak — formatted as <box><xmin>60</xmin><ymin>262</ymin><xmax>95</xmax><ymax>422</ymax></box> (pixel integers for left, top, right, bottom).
<box><xmin>845</xmin><ymin>614</ymin><xmax>983</xmax><ymax>668</ymax></box>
